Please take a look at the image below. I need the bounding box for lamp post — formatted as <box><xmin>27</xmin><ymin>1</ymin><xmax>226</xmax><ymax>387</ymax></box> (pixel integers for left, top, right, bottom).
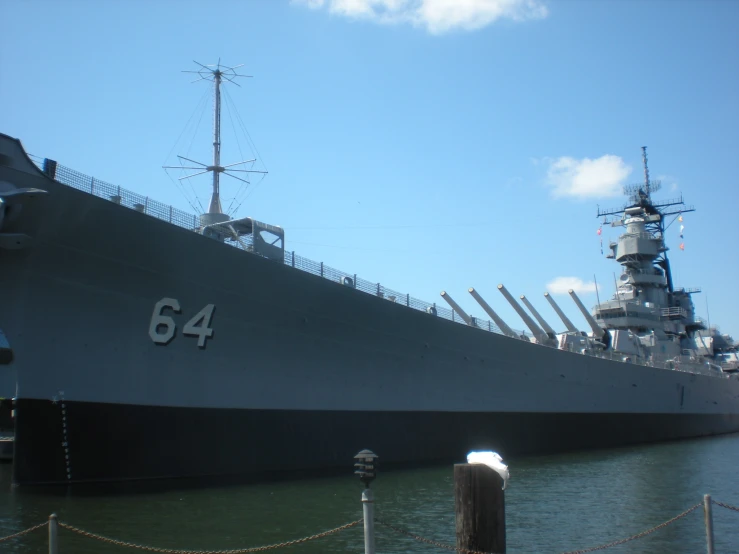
<box><xmin>354</xmin><ymin>449</ymin><xmax>378</xmax><ymax>554</ymax></box>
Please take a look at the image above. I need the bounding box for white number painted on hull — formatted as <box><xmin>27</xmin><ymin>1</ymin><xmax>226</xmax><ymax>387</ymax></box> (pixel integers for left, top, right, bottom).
<box><xmin>149</xmin><ymin>298</ymin><xmax>215</xmax><ymax>348</ymax></box>
<box><xmin>149</xmin><ymin>298</ymin><xmax>181</xmax><ymax>345</ymax></box>
<box><xmin>183</xmin><ymin>303</ymin><xmax>215</xmax><ymax>348</ymax></box>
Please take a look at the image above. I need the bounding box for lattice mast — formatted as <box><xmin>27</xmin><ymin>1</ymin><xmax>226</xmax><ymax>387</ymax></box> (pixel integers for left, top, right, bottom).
<box><xmin>163</xmin><ymin>60</ymin><xmax>267</xmax><ymax>226</ymax></box>
<box><xmin>641</xmin><ymin>146</ymin><xmax>651</xmax><ymax>198</ymax></box>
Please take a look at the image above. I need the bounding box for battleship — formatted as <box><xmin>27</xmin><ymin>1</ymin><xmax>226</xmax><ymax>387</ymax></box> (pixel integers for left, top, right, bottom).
<box><xmin>1</xmin><ymin>61</ymin><xmax>738</xmax><ymax>486</ymax></box>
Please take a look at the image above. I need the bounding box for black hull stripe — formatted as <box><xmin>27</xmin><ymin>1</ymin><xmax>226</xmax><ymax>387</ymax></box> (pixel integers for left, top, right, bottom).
<box><xmin>12</xmin><ymin>399</ymin><xmax>739</xmax><ymax>486</ymax></box>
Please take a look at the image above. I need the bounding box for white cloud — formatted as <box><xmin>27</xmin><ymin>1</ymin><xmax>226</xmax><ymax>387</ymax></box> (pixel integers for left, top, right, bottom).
<box><xmin>546</xmin><ymin>276</ymin><xmax>597</xmax><ymax>295</ymax></box>
<box><xmin>542</xmin><ymin>155</ymin><xmax>632</xmax><ymax>199</ymax></box>
<box><xmin>291</xmin><ymin>0</ymin><xmax>549</xmax><ymax>34</ymax></box>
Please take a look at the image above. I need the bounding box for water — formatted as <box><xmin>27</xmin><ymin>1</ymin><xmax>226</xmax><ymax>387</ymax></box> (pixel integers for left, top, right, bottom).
<box><xmin>1</xmin><ymin>434</ymin><xmax>738</xmax><ymax>553</ymax></box>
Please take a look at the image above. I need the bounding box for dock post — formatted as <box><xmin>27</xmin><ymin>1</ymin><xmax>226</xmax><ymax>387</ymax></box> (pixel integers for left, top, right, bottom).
<box><xmin>354</xmin><ymin>449</ymin><xmax>378</xmax><ymax>554</ymax></box>
<box><xmin>703</xmin><ymin>494</ymin><xmax>715</xmax><ymax>554</ymax></box>
<box><xmin>455</xmin><ymin>463</ymin><xmax>506</xmax><ymax>553</ymax></box>
<box><xmin>48</xmin><ymin>513</ymin><xmax>58</xmax><ymax>554</ymax></box>
<box><xmin>362</xmin><ymin>488</ymin><xmax>375</xmax><ymax>554</ymax></box>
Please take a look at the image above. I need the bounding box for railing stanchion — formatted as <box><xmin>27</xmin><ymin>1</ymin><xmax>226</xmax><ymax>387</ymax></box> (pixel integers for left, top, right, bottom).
<box><xmin>48</xmin><ymin>514</ymin><xmax>58</xmax><ymax>554</ymax></box>
<box><xmin>704</xmin><ymin>494</ymin><xmax>715</xmax><ymax>554</ymax></box>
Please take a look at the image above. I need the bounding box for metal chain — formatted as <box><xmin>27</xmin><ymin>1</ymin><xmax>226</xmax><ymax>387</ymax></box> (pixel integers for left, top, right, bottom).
<box><xmin>712</xmin><ymin>500</ymin><xmax>739</xmax><ymax>513</ymax></box>
<box><xmin>58</xmin><ymin>519</ymin><xmax>362</xmax><ymax>553</ymax></box>
<box><xmin>0</xmin><ymin>521</ymin><xmax>48</xmax><ymax>543</ymax></box>
<box><xmin>560</xmin><ymin>502</ymin><xmax>702</xmax><ymax>554</ymax></box>
<box><xmin>6</xmin><ymin>497</ymin><xmax>733</xmax><ymax>553</ymax></box>
<box><xmin>376</xmin><ymin>519</ymin><xmax>499</xmax><ymax>554</ymax></box>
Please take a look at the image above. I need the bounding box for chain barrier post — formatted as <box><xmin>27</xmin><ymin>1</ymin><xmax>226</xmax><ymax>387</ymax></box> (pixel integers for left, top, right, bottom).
<box><xmin>455</xmin><ymin>462</ymin><xmax>506</xmax><ymax>554</ymax></box>
<box><xmin>354</xmin><ymin>449</ymin><xmax>378</xmax><ymax>554</ymax></box>
<box><xmin>362</xmin><ymin>489</ymin><xmax>375</xmax><ymax>554</ymax></box>
<box><xmin>48</xmin><ymin>513</ymin><xmax>58</xmax><ymax>554</ymax></box>
<box><xmin>704</xmin><ymin>494</ymin><xmax>715</xmax><ymax>554</ymax></box>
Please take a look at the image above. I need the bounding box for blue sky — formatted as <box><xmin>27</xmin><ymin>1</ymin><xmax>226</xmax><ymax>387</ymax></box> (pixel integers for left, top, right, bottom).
<box><xmin>2</xmin><ymin>0</ymin><xmax>738</xmax><ymax>338</ymax></box>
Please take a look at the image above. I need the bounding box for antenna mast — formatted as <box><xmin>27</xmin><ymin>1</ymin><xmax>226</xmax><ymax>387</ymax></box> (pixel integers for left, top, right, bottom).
<box><xmin>641</xmin><ymin>146</ymin><xmax>651</xmax><ymax>196</ymax></box>
<box><xmin>212</xmin><ymin>65</ymin><xmax>223</xmax><ymax>214</ymax></box>
<box><xmin>163</xmin><ymin>59</ymin><xmax>268</xmax><ymax>227</ymax></box>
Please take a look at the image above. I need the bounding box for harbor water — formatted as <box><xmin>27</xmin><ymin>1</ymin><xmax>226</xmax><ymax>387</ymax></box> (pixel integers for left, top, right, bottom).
<box><xmin>1</xmin><ymin>433</ymin><xmax>738</xmax><ymax>553</ymax></box>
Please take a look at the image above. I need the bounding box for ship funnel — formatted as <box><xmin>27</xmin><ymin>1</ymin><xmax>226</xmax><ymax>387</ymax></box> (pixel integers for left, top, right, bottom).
<box><xmin>568</xmin><ymin>289</ymin><xmax>606</xmax><ymax>338</ymax></box>
<box><xmin>497</xmin><ymin>284</ymin><xmax>548</xmax><ymax>342</ymax></box>
<box><xmin>468</xmin><ymin>288</ymin><xmax>518</xmax><ymax>338</ymax></box>
<box><xmin>544</xmin><ymin>292</ymin><xmax>579</xmax><ymax>333</ymax></box>
<box><xmin>520</xmin><ymin>296</ymin><xmax>556</xmax><ymax>337</ymax></box>
<box><xmin>440</xmin><ymin>291</ymin><xmax>472</xmax><ymax>325</ymax></box>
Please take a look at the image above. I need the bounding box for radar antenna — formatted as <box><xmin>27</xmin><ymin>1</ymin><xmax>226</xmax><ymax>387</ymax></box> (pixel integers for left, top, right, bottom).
<box><xmin>622</xmin><ymin>146</ymin><xmax>661</xmax><ymax>205</ymax></box>
<box><xmin>163</xmin><ymin>60</ymin><xmax>268</xmax><ymax>225</ymax></box>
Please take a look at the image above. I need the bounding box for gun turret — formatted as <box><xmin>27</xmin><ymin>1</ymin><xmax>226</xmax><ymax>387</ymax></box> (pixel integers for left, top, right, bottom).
<box><xmin>520</xmin><ymin>295</ymin><xmax>556</xmax><ymax>337</ymax></box>
<box><xmin>497</xmin><ymin>284</ymin><xmax>553</xmax><ymax>344</ymax></box>
<box><xmin>440</xmin><ymin>291</ymin><xmax>472</xmax><ymax>325</ymax></box>
<box><xmin>568</xmin><ymin>289</ymin><xmax>607</xmax><ymax>340</ymax></box>
<box><xmin>468</xmin><ymin>288</ymin><xmax>518</xmax><ymax>339</ymax></box>
<box><xmin>544</xmin><ymin>292</ymin><xmax>579</xmax><ymax>333</ymax></box>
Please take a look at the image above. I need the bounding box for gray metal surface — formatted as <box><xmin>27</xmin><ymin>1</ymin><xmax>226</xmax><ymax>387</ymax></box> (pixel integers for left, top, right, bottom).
<box><xmin>1</xmin><ymin>133</ymin><xmax>738</xmax><ymax>421</ymax></box>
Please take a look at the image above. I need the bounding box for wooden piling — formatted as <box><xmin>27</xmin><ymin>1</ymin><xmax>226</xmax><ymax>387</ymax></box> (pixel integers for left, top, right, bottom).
<box><xmin>454</xmin><ymin>463</ymin><xmax>505</xmax><ymax>554</ymax></box>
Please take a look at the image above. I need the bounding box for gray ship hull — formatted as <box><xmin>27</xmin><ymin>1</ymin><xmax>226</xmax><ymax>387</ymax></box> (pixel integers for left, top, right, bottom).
<box><xmin>2</xmin><ymin>134</ymin><xmax>739</xmax><ymax>486</ymax></box>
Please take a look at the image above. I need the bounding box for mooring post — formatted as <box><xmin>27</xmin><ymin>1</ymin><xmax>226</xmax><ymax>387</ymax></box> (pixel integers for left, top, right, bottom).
<box><xmin>354</xmin><ymin>449</ymin><xmax>378</xmax><ymax>554</ymax></box>
<box><xmin>455</xmin><ymin>463</ymin><xmax>506</xmax><ymax>553</ymax></box>
<box><xmin>703</xmin><ymin>494</ymin><xmax>715</xmax><ymax>554</ymax></box>
<box><xmin>48</xmin><ymin>513</ymin><xmax>58</xmax><ymax>554</ymax></box>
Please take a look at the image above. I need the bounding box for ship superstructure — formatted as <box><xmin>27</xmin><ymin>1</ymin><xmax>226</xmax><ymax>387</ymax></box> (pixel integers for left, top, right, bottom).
<box><xmin>584</xmin><ymin>148</ymin><xmax>736</xmax><ymax>373</ymax></box>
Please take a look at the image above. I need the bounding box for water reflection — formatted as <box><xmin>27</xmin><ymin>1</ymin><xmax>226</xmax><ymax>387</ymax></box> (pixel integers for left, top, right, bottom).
<box><xmin>1</xmin><ymin>433</ymin><xmax>738</xmax><ymax>553</ymax></box>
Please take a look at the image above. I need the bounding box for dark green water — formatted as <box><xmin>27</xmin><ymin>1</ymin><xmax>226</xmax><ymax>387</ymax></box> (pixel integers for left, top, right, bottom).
<box><xmin>1</xmin><ymin>434</ymin><xmax>738</xmax><ymax>553</ymax></box>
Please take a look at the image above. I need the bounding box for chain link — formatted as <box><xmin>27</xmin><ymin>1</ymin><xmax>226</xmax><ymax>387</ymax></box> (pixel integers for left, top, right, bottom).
<box><xmin>0</xmin><ymin>521</ymin><xmax>48</xmax><ymax>543</ymax></box>
<box><xmin>376</xmin><ymin>519</ymin><xmax>499</xmax><ymax>554</ymax></box>
<box><xmin>712</xmin><ymin>500</ymin><xmax>739</xmax><ymax>513</ymax></box>
<box><xmin>560</xmin><ymin>502</ymin><xmax>702</xmax><ymax>554</ymax></box>
<box><xmin>58</xmin><ymin>519</ymin><xmax>362</xmax><ymax>553</ymax></box>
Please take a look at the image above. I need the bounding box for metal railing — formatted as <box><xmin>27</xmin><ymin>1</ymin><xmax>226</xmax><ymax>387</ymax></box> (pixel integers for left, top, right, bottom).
<box><xmin>50</xmin><ymin>162</ymin><xmax>201</xmax><ymax>231</ymax></box>
<box><xmin>622</xmin><ymin>231</ymin><xmax>658</xmax><ymax>241</ymax></box>
<box><xmin>31</xmin><ymin>157</ymin><xmax>729</xmax><ymax>380</ymax></box>
<box><xmin>661</xmin><ymin>306</ymin><xmax>688</xmax><ymax>319</ymax></box>
<box><xmin>680</xmin><ymin>287</ymin><xmax>702</xmax><ymax>294</ymax></box>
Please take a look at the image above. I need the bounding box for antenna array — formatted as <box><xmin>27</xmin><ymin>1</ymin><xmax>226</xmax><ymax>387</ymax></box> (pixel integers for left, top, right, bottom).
<box><xmin>163</xmin><ymin>60</ymin><xmax>267</xmax><ymax>219</ymax></box>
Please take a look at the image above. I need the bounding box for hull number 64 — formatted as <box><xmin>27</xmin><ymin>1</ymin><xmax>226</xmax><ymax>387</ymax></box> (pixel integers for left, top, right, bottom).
<box><xmin>149</xmin><ymin>297</ymin><xmax>215</xmax><ymax>348</ymax></box>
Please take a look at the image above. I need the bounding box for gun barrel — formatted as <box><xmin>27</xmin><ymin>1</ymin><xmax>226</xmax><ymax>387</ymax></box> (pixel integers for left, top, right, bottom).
<box><xmin>440</xmin><ymin>291</ymin><xmax>472</xmax><ymax>325</ymax></box>
<box><xmin>544</xmin><ymin>292</ymin><xmax>579</xmax><ymax>333</ymax></box>
<box><xmin>568</xmin><ymin>289</ymin><xmax>605</xmax><ymax>337</ymax></box>
<box><xmin>497</xmin><ymin>284</ymin><xmax>547</xmax><ymax>340</ymax></box>
<box><xmin>520</xmin><ymin>295</ymin><xmax>555</xmax><ymax>336</ymax></box>
<box><xmin>468</xmin><ymin>288</ymin><xmax>518</xmax><ymax>338</ymax></box>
